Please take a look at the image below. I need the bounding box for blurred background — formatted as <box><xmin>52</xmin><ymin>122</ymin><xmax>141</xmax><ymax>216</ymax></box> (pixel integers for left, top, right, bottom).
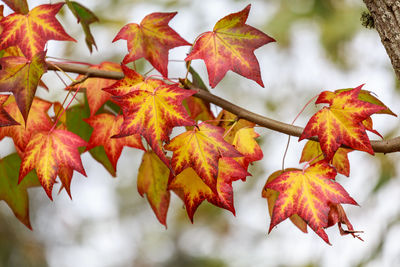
<box><xmin>1</xmin><ymin>0</ymin><xmax>400</xmax><ymax>266</ymax></box>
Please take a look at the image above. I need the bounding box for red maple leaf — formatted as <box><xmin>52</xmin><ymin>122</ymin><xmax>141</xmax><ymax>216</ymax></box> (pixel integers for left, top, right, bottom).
<box><xmin>185</xmin><ymin>4</ymin><xmax>275</xmax><ymax>87</ymax></box>
<box><xmin>0</xmin><ymin>96</ymin><xmax>53</xmax><ymax>154</ymax></box>
<box><xmin>299</xmin><ymin>85</ymin><xmax>385</xmax><ymax>160</ymax></box>
<box><xmin>165</xmin><ymin>122</ymin><xmax>241</xmax><ymax>191</ymax></box>
<box><xmin>113</xmin><ymin>12</ymin><xmax>190</xmax><ymax>77</ymax></box>
<box><xmin>0</xmin><ymin>3</ymin><xmax>76</xmax><ymax>58</ymax></box>
<box><xmin>112</xmin><ymin>78</ymin><xmax>195</xmax><ymax>165</ymax></box>
<box><xmin>69</xmin><ymin>62</ymin><xmax>122</xmax><ymax>116</ymax></box>
<box><xmin>85</xmin><ymin>113</ymin><xmax>145</xmax><ymax>170</ymax></box>
<box><xmin>169</xmin><ymin>157</ymin><xmax>248</xmax><ymax>221</ymax></box>
<box><xmin>19</xmin><ymin>129</ymin><xmax>87</xmax><ymax>199</ymax></box>
<box><xmin>265</xmin><ymin>161</ymin><xmax>357</xmax><ymax>244</ymax></box>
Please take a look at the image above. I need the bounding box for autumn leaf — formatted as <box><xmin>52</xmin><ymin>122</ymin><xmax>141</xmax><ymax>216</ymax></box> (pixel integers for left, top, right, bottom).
<box><xmin>165</xmin><ymin>122</ymin><xmax>241</xmax><ymax>190</ymax></box>
<box><xmin>0</xmin><ymin>94</ymin><xmax>18</xmax><ymax>127</ymax></box>
<box><xmin>0</xmin><ymin>153</ymin><xmax>40</xmax><ymax>229</ymax></box>
<box><xmin>169</xmin><ymin>157</ymin><xmax>248</xmax><ymax>221</ymax></box>
<box><xmin>214</xmin><ymin>110</ymin><xmax>262</xmax><ymax>170</ymax></box>
<box><xmin>0</xmin><ymin>52</ymin><xmax>47</xmax><ymax>121</ymax></box>
<box><xmin>65</xmin><ymin>101</ymin><xmax>117</xmax><ymax>177</ymax></box>
<box><xmin>69</xmin><ymin>62</ymin><xmax>121</xmax><ymax>116</ymax></box>
<box><xmin>2</xmin><ymin>0</ymin><xmax>29</xmax><ymax>14</ymax></box>
<box><xmin>137</xmin><ymin>150</ymin><xmax>170</xmax><ymax>226</ymax></box>
<box><xmin>213</xmin><ymin>157</ymin><xmax>249</xmax><ymax>213</ymax></box>
<box><xmin>262</xmin><ymin>169</ymin><xmax>308</xmax><ymax>234</ymax></box>
<box><xmin>327</xmin><ymin>203</ymin><xmax>363</xmax><ymax>241</ymax></box>
<box><xmin>85</xmin><ymin>113</ymin><xmax>145</xmax><ymax>171</ymax></box>
<box><xmin>103</xmin><ymin>65</ymin><xmax>164</xmax><ymax>97</ymax></box>
<box><xmin>185</xmin><ymin>96</ymin><xmax>215</xmax><ymax>122</ymax></box>
<box><xmin>185</xmin><ymin>4</ymin><xmax>275</xmax><ymax>88</ymax></box>
<box><xmin>300</xmin><ymin>140</ymin><xmax>352</xmax><ymax>177</ymax></box>
<box><xmin>0</xmin><ymin>3</ymin><xmax>76</xmax><ymax>58</ymax></box>
<box><xmin>299</xmin><ymin>85</ymin><xmax>385</xmax><ymax>160</ymax></box>
<box><xmin>113</xmin><ymin>80</ymin><xmax>195</xmax><ymax>165</ymax></box>
<box><xmin>265</xmin><ymin>161</ymin><xmax>357</xmax><ymax>244</ymax></box>
<box><xmin>19</xmin><ymin>129</ymin><xmax>87</xmax><ymax>200</ymax></box>
<box><xmin>232</xmin><ymin>127</ymin><xmax>263</xmax><ymax>170</ymax></box>
<box><xmin>215</xmin><ymin>109</ymin><xmax>254</xmax><ymax>143</ymax></box>
<box><xmin>113</xmin><ymin>12</ymin><xmax>190</xmax><ymax>77</ymax></box>
<box><xmin>65</xmin><ymin>0</ymin><xmax>99</xmax><ymax>52</ymax></box>
<box><xmin>0</xmin><ymin>96</ymin><xmax>53</xmax><ymax>154</ymax></box>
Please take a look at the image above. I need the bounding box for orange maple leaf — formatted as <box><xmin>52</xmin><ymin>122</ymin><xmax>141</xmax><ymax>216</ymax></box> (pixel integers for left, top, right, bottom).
<box><xmin>0</xmin><ymin>52</ymin><xmax>47</xmax><ymax>121</ymax></box>
<box><xmin>0</xmin><ymin>96</ymin><xmax>53</xmax><ymax>154</ymax></box>
<box><xmin>112</xmin><ymin>77</ymin><xmax>195</xmax><ymax>165</ymax></box>
<box><xmin>19</xmin><ymin>129</ymin><xmax>87</xmax><ymax>199</ymax></box>
<box><xmin>300</xmin><ymin>140</ymin><xmax>352</xmax><ymax>177</ymax></box>
<box><xmin>69</xmin><ymin>62</ymin><xmax>122</xmax><ymax>116</ymax></box>
<box><xmin>113</xmin><ymin>12</ymin><xmax>190</xmax><ymax>77</ymax></box>
<box><xmin>169</xmin><ymin>157</ymin><xmax>248</xmax><ymax>221</ymax></box>
<box><xmin>103</xmin><ymin>65</ymin><xmax>164</xmax><ymax>97</ymax></box>
<box><xmin>299</xmin><ymin>85</ymin><xmax>385</xmax><ymax>160</ymax></box>
<box><xmin>0</xmin><ymin>3</ymin><xmax>76</xmax><ymax>58</ymax></box>
<box><xmin>137</xmin><ymin>150</ymin><xmax>170</xmax><ymax>226</ymax></box>
<box><xmin>185</xmin><ymin>4</ymin><xmax>275</xmax><ymax>87</ymax></box>
<box><xmin>214</xmin><ymin>110</ymin><xmax>263</xmax><ymax>170</ymax></box>
<box><xmin>165</xmin><ymin>122</ymin><xmax>241</xmax><ymax>191</ymax></box>
<box><xmin>265</xmin><ymin>161</ymin><xmax>357</xmax><ymax>244</ymax></box>
<box><xmin>85</xmin><ymin>113</ymin><xmax>145</xmax><ymax>171</ymax></box>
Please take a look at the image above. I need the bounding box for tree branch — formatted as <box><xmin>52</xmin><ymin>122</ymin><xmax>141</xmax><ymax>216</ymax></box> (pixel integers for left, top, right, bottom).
<box><xmin>46</xmin><ymin>61</ymin><xmax>400</xmax><ymax>154</ymax></box>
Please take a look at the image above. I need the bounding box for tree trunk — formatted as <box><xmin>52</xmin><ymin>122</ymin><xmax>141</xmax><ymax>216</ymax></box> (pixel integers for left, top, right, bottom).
<box><xmin>363</xmin><ymin>0</ymin><xmax>400</xmax><ymax>80</ymax></box>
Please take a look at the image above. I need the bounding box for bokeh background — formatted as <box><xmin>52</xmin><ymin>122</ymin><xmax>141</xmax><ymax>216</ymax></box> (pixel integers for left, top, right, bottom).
<box><xmin>1</xmin><ymin>0</ymin><xmax>400</xmax><ymax>266</ymax></box>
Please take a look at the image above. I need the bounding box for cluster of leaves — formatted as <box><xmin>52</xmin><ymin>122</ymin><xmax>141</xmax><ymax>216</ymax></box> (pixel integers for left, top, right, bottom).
<box><xmin>0</xmin><ymin>0</ymin><xmax>394</xmax><ymax>245</ymax></box>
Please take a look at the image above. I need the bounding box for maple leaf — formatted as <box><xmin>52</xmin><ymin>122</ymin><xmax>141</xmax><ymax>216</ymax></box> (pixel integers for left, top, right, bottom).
<box><xmin>185</xmin><ymin>4</ymin><xmax>275</xmax><ymax>88</ymax></box>
<box><xmin>0</xmin><ymin>52</ymin><xmax>47</xmax><ymax>121</ymax></box>
<box><xmin>113</xmin><ymin>12</ymin><xmax>190</xmax><ymax>77</ymax></box>
<box><xmin>2</xmin><ymin>0</ymin><xmax>29</xmax><ymax>14</ymax></box>
<box><xmin>327</xmin><ymin>203</ymin><xmax>363</xmax><ymax>241</ymax></box>
<box><xmin>262</xmin><ymin>169</ymin><xmax>308</xmax><ymax>234</ymax></box>
<box><xmin>299</xmin><ymin>85</ymin><xmax>385</xmax><ymax>160</ymax></box>
<box><xmin>0</xmin><ymin>153</ymin><xmax>40</xmax><ymax>229</ymax></box>
<box><xmin>165</xmin><ymin>122</ymin><xmax>241</xmax><ymax>190</ymax></box>
<box><xmin>85</xmin><ymin>113</ymin><xmax>145</xmax><ymax>170</ymax></box>
<box><xmin>65</xmin><ymin>102</ymin><xmax>118</xmax><ymax>177</ymax></box>
<box><xmin>265</xmin><ymin>161</ymin><xmax>357</xmax><ymax>244</ymax></box>
<box><xmin>69</xmin><ymin>62</ymin><xmax>121</xmax><ymax>116</ymax></box>
<box><xmin>0</xmin><ymin>94</ymin><xmax>18</xmax><ymax>127</ymax></box>
<box><xmin>214</xmin><ymin>110</ymin><xmax>262</xmax><ymax>170</ymax></box>
<box><xmin>0</xmin><ymin>3</ymin><xmax>76</xmax><ymax>58</ymax></box>
<box><xmin>300</xmin><ymin>140</ymin><xmax>352</xmax><ymax>177</ymax></box>
<box><xmin>113</xmin><ymin>80</ymin><xmax>195</xmax><ymax>165</ymax></box>
<box><xmin>103</xmin><ymin>65</ymin><xmax>164</xmax><ymax>97</ymax></box>
<box><xmin>19</xmin><ymin>129</ymin><xmax>87</xmax><ymax>200</ymax></box>
<box><xmin>137</xmin><ymin>150</ymin><xmax>170</xmax><ymax>226</ymax></box>
<box><xmin>214</xmin><ymin>109</ymin><xmax>254</xmax><ymax>143</ymax></box>
<box><xmin>0</xmin><ymin>96</ymin><xmax>53</xmax><ymax>154</ymax></box>
<box><xmin>232</xmin><ymin>127</ymin><xmax>263</xmax><ymax>170</ymax></box>
<box><xmin>169</xmin><ymin>157</ymin><xmax>248</xmax><ymax>221</ymax></box>
<box><xmin>65</xmin><ymin>0</ymin><xmax>99</xmax><ymax>52</ymax></box>
<box><xmin>185</xmin><ymin>96</ymin><xmax>215</xmax><ymax>122</ymax></box>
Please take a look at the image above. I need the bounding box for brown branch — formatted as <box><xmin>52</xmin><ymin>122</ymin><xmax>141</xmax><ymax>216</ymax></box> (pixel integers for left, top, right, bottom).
<box><xmin>46</xmin><ymin>61</ymin><xmax>400</xmax><ymax>154</ymax></box>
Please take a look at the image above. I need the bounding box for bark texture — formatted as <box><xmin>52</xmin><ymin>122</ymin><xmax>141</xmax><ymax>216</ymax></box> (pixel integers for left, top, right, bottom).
<box><xmin>363</xmin><ymin>0</ymin><xmax>400</xmax><ymax>80</ymax></box>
